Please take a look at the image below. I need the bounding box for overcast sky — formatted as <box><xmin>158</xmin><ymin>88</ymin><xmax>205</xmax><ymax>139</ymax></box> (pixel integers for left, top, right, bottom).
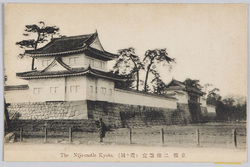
<box><xmin>4</xmin><ymin>4</ymin><xmax>247</xmax><ymax>97</ymax></box>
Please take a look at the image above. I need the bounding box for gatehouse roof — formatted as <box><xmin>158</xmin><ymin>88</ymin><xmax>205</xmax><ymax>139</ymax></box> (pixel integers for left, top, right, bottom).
<box><xmin>165</xmin><ymin>79</ymin><xmax>205</xmax><ymax>95</ymax></box>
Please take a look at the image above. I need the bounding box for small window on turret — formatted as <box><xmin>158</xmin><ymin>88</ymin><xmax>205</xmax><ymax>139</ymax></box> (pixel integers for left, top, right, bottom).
<box><xmin>50</xmin><ymin>87</ymin><xmax>58</xmax><ymax>94</ymax></box>
<box><xmin>33</xmin><ymin>88</ymin><xmax>42</xmax><ymax>94</ymax></box>
<box><xmin>69</xmin><ymin>57</ymin><xmax>79</xmax><ymax>65</ymax></box>
<box><xmin>70</xmin><ymin>85</ymin><xmax>80</xmax><ymax>93</ymax></box>
<box><xmin>42</xmin><ymin>60</ymin><xmax>51</xmax><ymax>66</ymax></box>
<box><xmin>101</xmin><ymin>87</ymin><xmax>106</xmax><ymax>95</ymax></box>
<box><xmin>94</xmin><ymin>60</ymin><xmax>101</xmax><ymax>68</ymax></box>
<box><xmin>101</xmin><ymin>62</ymin><xmax>106</xmax><ymax>69</ymax></box>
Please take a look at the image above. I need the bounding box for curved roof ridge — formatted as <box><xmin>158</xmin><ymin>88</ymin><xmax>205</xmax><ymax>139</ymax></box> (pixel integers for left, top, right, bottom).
<box><xmin>86</xmin><ymin>46</ymin><xmax>118</xmax><ymax>59</ymax></box>
<box><xmin>41</xmin><ymin>58</ymin><xmax>57</xmax><ymax>72</ymax></box>
<box><xmin>25</xmin><ymin>32</ymin><xmax>96</xmax><ymax>55</ymax></box>
<box><xmin>55</xmin><ymin>57</ymin><xmax>72</xmax><ymax>71</ymax></box>
<box><xmin>41</xmin><ymin>57</ymin><xmax>72</xmax><ymax>72</ymax></box>
<box><xmin>54</xmin><ymin>33</ymin><xmax>95</xmax><ymax>40</ymax></box>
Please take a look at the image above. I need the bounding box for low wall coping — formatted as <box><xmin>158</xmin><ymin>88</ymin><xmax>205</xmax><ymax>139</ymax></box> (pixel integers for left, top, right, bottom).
<box><xmin>114</xmin><ymin>88</ymin><xmax>178</xmax><ymax>101</ymax></box>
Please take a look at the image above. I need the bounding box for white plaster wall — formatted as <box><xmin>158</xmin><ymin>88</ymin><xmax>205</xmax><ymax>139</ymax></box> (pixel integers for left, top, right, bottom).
<box><xmin>164</xmin><ymin>90</ymin><xmax>188</xmax><ymax>104</ymax></box>
<box><xmin>34</xmin><ymin>57</ymin><xmax>54</xmax><ymax>70</ymax></box>
<box><xmin>65</xmin><ymin>76</ymin><xmax>87</xmax><ymax>101</ymax></box>
<box><xmin>6</xmin><ymin>76</ymin><xmax>178</xmax><ymax>111</ymax></box>
<box><xmin>46</xmin><ymin>61</ymin><xmax>68</xmax><ymax>72</ymax></box>
<box><xmin>5</xmin><ymin>90</ymin><xmax>31</xmax><ymax>103</ymax></box>
<box><xmin>96</xmin><ymin>78</ymin><xmax>114</xmax><ymax>102</ymax></box>
<box><xmin>34</xmin><ymin>53</ymin><xmax>108</xmax><ymax>72</ymax></box>
<box><xmin>175</xmin><ymin>93</ymin><xmax>188</xmax><ymax>103</ymax></box>
<box><xmin>18</xmin><ymin>77</ymin><xmax>85</xmax><ymax>102</ymax></box>
<box><xmin>84</xmin><ymin>55</ymin><xmax>107</xmax><ymax>72</ymax></box>
<box><xmin>29</xmin><ymin>76</ymin><xmax>87</xmax><ymax>102</ymax></box>
<box><xmin>200</xmin><ymin>97</ymin><xmax>207</xmax><ymax>106</ymax></box>
<box><xmin>30</xmin><ymin>78</ymin><xmax>65</xmax><ymax>101</ymax></box>
<box><xmin>6</xmin><ymin>76</ymin><xmax>115</xmax><ymax>103</ymax></box>
<box><xmin>86</xmin><ymin>76</ymin><xmax>96</xmax><ymax>101</ymax></box>
<box><xmin>207</xmin><ymin>105</ymin><xmax>216</xmax><ymax>114</ymax></box>
<box><xmin>114</xmin><ymin>88</ymin><xmax>177</xmax><ymax>109</ymax></box>
<box><xmin>61</xmin><ymin>53</ymin><xmax>107</xmax><ymax>71</ymax></box>
<box><xmin>86</xmin><ymin>77</ymin><xmax>114</xmax><ymax>102</ymax></box>
<box><xmin>61</xmin><ymin>53</ymin><xmax>85</xmax><ymax>68</ymax></box>
<box><xmin>5</xmin><ymin>78</ymin><xmax>66</xmax><ymax>102</ymax></box>
<box><xmin>28</xmin><ymin>79</ymin><xmax>46</xmax><ymax>102</ymax></box>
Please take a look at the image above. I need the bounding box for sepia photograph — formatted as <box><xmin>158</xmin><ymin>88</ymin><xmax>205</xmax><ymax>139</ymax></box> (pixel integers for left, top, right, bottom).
<box><xmin>3</xmin><ymin>3</ymin><xmax>247</xmax><ymax>162</ymax></box>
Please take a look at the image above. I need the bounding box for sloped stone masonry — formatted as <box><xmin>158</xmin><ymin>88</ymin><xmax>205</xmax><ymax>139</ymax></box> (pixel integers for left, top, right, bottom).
<box><xmin>8</xmin><ymin>100</ymin><xmax>194</xmax><ymax>132</ymax></box>
<box><xmin>87</xmin><ymin>100</ymin><xmax>193</xmax><ymax>128</ymax></box>
<box><xmin>7</xmin><ymin>101</ymin><xmax>87</xmax><ymax>120</ymax></box>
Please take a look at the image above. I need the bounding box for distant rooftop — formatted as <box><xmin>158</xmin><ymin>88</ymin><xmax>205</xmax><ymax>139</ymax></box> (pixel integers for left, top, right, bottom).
<box><xmin>165</xmin><ymin>79</ymin><xmax>205</xmax><ymax>95</ymax></box>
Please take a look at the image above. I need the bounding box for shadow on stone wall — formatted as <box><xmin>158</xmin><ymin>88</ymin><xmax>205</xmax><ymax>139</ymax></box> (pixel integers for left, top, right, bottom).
<box><xmin>10</xmin><ymin>119</ymin><xmax>98</xmax><ymax>132</ymax></box>
<box><xmin>7</xmin><ymin>100</ymin><xmax>214</xmax><ymax>133</ymax></box>
<box><xmin>87</xmin><ymin>100</ymin><xmax>193</xmax><ymax>128</ymax></box>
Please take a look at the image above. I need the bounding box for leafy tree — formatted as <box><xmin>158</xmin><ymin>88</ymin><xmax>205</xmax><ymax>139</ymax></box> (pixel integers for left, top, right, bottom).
<box><xmin>114</xmin><ymin>78</ymin><xmax>134</xmax><ymax>90</ymax></box>
<box><xmin>16</xmin><ymin>21</ymin><xmax>60</xmax><ymax>70</ymax></box>
<box><xmin>207</xmin><ymin>89</ymin><xmax>247</xmax><ymax>122</ymax></box>
<box><xmin>183</xmin><ymin>78</ymin><xmax>203</xmax><ymax>90</ymax></box>
<box><xmin>143</xmin><ymin>49</ymin><xmax>175</xmax><ymax>92</ymax></box>
<box><xmin>235</xmin><ymin>102</ymin><xmax>247</xmax><ymax>121</ymax></box>
<box><xmin>207</xmin><ymin>88</ymin><xmax>221</xmax><ymax>105</ymax></box>
<box><xmin>216</xmin><ymin>101</ymin><xmax>227</xmax><ymax>121</ymax></box>
<box><xmin>151</xmin><ymin>76</ymin><xmax>167</xmax><ymax>94</ymax></box>
<box><xmin>113</xmin><ymin>48</ymin><xmax>144</xmax><ymax>90</ymax></box>
<box><xmin>222</xmin><ymin>98</ymin><xmax>235</xmax><ymax>106</ymax></box>
<box><xmin>222</xmin><ymin>97</ymin><xmax>236</xmax><ymax>121</ymax></box>
<box><xmin>206</xmin><ymin>88</ymin><xmax>228</xmax><ymax>121</ymax></box>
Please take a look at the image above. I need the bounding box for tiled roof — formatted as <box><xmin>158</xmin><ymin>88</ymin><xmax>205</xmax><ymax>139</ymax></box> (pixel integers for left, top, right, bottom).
<box><xmin>16</xmin><ymin>66</ymin><xmax>129</xmax><ymax>81</ymax></box>
<box><xmin>4</xmin><ymin>85</ymin><xmax>29</xmax><ymax>91</ymax></box>
<box><xmin>26</xmin><ymin>34</ymin><xmax>93</xmax><ymax>54</ymax></box>
<box><xmin>41</xmin><ymin>57</ymin><xmax>72</xmax><ymax>72</ymax></box>
<box><xmin>25</xmin><ymin>32</ymin><xmax>117</xmax><ymax>60</ymax></box>
<box><xmin>185</xmin><ymin>85</ymin><xmax>204</xmax><ymax>95</ymax></box>
<box><xmin>85</xmin><ymin>47</ymin><xmax>118</xmax><ymax>60</ymax></box>
<box><xmin>165</xmin><ymin>79</ymin><xmax>204</xmax><ymax>95</ymax></box>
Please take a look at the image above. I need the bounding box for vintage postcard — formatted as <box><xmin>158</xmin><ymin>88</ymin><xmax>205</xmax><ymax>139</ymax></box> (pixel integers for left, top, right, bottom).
<box><xmin>3</xmin><ymin>4</ymin><xmax>247</xmax><ymax>162</ymax></box>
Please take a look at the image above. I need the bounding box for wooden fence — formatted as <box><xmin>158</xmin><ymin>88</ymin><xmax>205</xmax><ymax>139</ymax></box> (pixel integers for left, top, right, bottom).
<box><xmin>17</xmin><ymin>127</ymin><xmax>246</xmax><ymax>148</ymax></box>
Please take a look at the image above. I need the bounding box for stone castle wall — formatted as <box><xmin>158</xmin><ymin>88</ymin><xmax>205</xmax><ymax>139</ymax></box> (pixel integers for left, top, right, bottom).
<box><xmin>10</xmin><ymin>119</ymin><xmax>98</xmax><ymax>132</ymax></box>
<box><xmin>200</xmin><ymin>106</ymin><xmax>217</xmax><ymax>122</ymax></box>
<box><xmin>7</xmin><ymin>100</ymin><xmax>208</xmax><ymax>132</ymax></box>
<box><xmin>87</xmin><ymin>100</ymin><xmax>193</xmax><ymax>128</ymax></box>
<box><xmin>176</xmin><ymin>103</ymin><xmax>193</xmax><ymax>124</ymax></box>
<box><xmin>7</xmin><ymin>101</ymin><xmax>87</xmax><ymax>120</ymax></box>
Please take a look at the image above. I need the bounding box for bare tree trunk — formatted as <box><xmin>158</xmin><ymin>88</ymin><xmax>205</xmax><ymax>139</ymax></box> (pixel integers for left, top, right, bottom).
<box><xmin>31</xmin><ymin>32</ymin><xmax>40</xmax><ymax>70</ymax></box>
<box><xmin>136</xmin><ymin>71</ymin><xmax>139</xmax><ymax>91</ymax></box>
<box><xmin>130</xmin><ymin>58</ymin><xmax>140</xmax><ymax>91</ymax></box>
<box><xmin>144</xmin><ymin>64</ymin><xmax>152</xmax><ymax>92</ymax></box>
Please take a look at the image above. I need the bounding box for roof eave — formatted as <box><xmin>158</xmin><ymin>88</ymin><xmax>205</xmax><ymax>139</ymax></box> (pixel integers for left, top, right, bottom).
<box><xmin>17</xmin><ymin>70</ymin><xmax>127</xmax><ymax>81</ymax></box>
<box><xmin>25</xmin><ymin>47</ymin><xmax>87</xmax><ymax>57</ymax></box>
